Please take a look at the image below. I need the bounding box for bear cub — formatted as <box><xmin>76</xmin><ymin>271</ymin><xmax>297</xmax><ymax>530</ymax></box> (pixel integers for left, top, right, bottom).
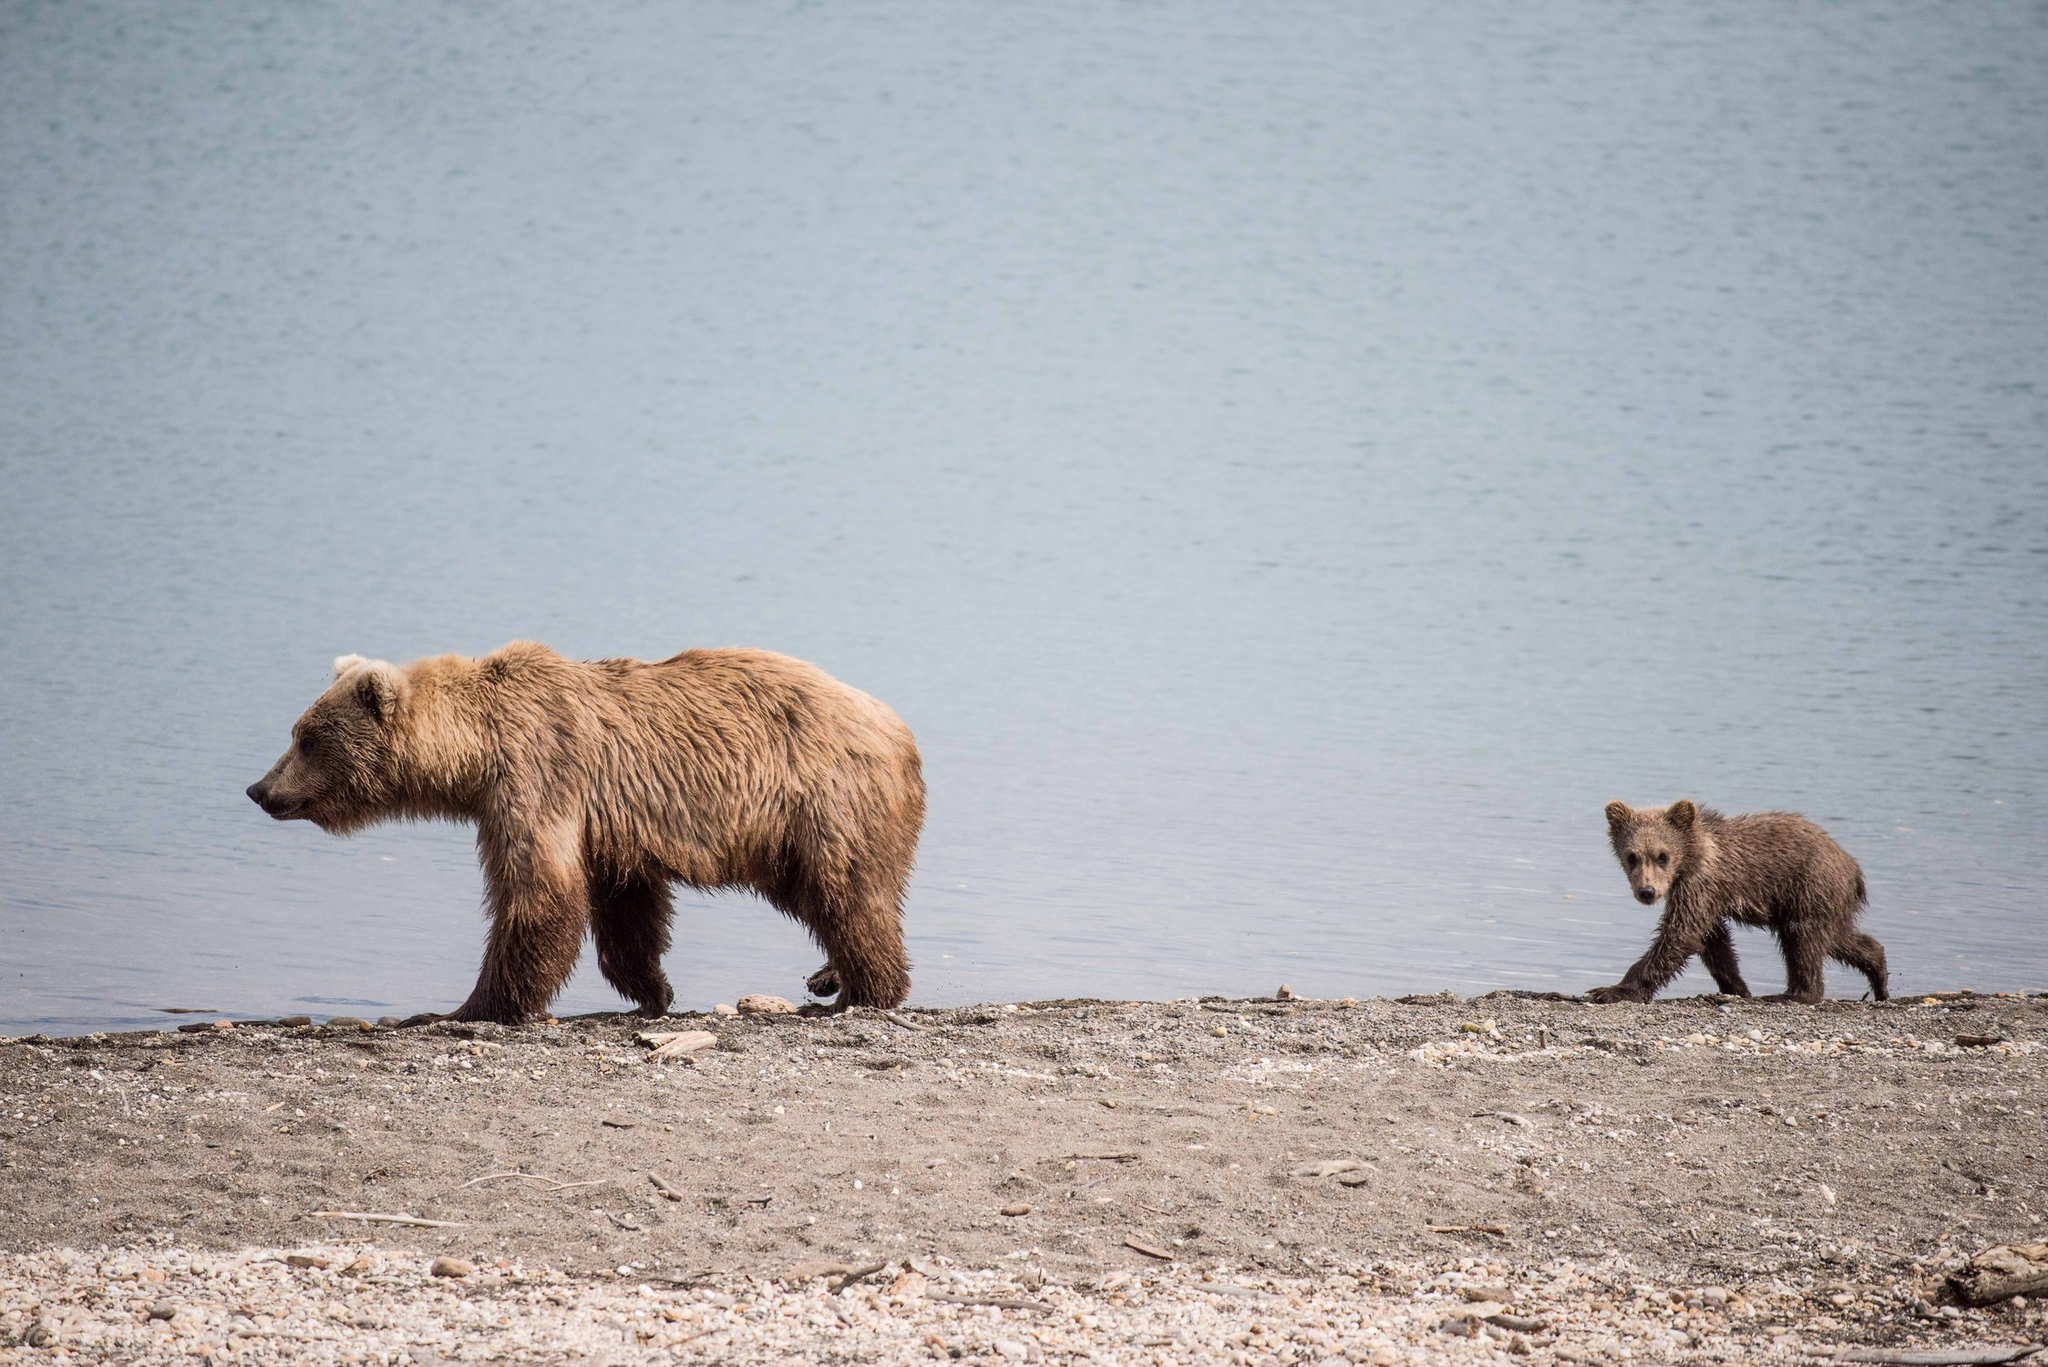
<box><xmin>1589</xmin><ymin>799</ymin><xmax>1888</xmax><ymax>1005</ymax></box>
<box><xmin>247</xmin><ymin>643</ymin><xmax>924</xmax><ymax>1024</ymax></box>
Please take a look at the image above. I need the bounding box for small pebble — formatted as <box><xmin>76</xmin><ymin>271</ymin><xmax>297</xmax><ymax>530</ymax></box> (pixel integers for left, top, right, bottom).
<box><xmin>737</xmin><ymin>995</ymin><xmax>796</xmax><ymax>1015</ymax></box>
<box><xmin>430</xmin><ymin>1257</ymin><xmax>475</xmax><ymax>1278</ymax></box>
<box><xmin>1000</xmin><ymin>1203</ymin><xmax>1031</xmax><ymax>1217</ymax></box>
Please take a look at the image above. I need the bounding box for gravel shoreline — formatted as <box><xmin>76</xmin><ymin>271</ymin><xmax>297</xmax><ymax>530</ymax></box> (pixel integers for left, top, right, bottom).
<box><xmin>6</xmin><ymin>1240</ymin><xmax>2040</xmax><ymax>1365</ymax></box>
<box><xmin>3</xmin><ymin>990</ymin><xmax>2044</xmax><ymax>1363</ymax></box>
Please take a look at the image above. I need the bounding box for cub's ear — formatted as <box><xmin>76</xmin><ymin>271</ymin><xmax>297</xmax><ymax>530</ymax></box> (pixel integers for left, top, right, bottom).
<box><xmin>350</xmin><ymin>660</ymin><xmax>405</xmax><ymax>722</ymax></box>
<box><xmin>333</xmin><ymin>653</ymin><xmax>370</xmax><ymax>679</ymax></box>
<box><xmin>1666</xmin><ymin>799</ymin><xmax>1697</xmax><ymax>830</ymax></box>
<box><xmin>1604</xmin><ymin>801</ymin><xmax>1632</xmax><ymax>831</ymax></box>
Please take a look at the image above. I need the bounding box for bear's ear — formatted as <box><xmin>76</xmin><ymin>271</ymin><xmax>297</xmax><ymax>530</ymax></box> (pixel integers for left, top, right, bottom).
<box><xmin>1604</xmin><ymin>801</ymin><xmax>1632</xmax><ymax>831</ymax></box>
<box><xmin>333</xmin><ymin>654</ymin><xmax>370</xmax><ymax>679</ymax></box>
<box><xmin>350</xmin><ymin>660</ymin><xmax>404</xmax><ymax>723</ymax></box>
<box><xmin>1667</xmin><ymin>799</ymin><xmax>1697</xmax><ymax>830</ymax></box>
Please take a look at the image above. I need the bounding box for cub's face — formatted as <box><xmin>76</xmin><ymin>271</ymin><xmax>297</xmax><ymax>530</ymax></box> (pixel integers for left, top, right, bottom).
<box><xmin>247</xmin><ymin>656</ymin><xmax>405</xmax><ymax>834</ymax></box>
<box><xmin>1604</xmin><ymin>799</ymin><xmax>1695</xmax><ymax>906</ymax></box>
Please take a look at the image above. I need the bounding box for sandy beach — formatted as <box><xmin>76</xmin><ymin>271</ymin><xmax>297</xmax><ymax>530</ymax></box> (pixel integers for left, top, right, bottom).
<box><xmin>2</xmin><ymin>990</ymin><xmax>2044</xmax><ymax>1363</ymax></box>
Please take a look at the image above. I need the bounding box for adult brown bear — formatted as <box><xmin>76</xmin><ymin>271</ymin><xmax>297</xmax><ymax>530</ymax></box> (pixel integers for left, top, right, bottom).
<box><xmin>247</xmin><ymin>643</ymin><xmax>923</xmax><ymax>1024</ymax></box>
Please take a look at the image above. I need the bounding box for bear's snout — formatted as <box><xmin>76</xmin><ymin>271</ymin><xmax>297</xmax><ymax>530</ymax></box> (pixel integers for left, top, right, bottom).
<box><xmin>247</xmin><ymin>778</ymin><xmax>300</xmax><ymax>820</ymax></box>
<box><xmin>1635</xmin><ymin>886</ymin><xmax>1659</xmax><ymax>904</ymax></box>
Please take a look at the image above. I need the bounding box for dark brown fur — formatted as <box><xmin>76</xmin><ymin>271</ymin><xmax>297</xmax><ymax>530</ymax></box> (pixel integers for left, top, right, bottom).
<box><xmin>1589</xmin><ymin>799</ymin><xmax>1888</xmax><ymax>1005</ymax></box>
<box><xmin>248</xmin><ymin>643</ymin><xmax>924</xmax><ymax>1023</ymax></box>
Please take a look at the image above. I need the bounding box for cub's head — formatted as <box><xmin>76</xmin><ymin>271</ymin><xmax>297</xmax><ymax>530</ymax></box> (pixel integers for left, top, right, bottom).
<box><xmin>246</xmin><ymin>655</ymin><xmax>408</xmax><ymax>833</ymax></box>
<box><xmin>1603</xmin><ymin>799</ymin><xmax>1697</xmax><ymax>905</ymax></box>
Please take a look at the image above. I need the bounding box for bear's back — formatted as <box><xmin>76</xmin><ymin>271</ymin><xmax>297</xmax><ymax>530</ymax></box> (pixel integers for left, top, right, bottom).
<box><xmin>1701</xmin><ymin>809</ymin><xmax>1862</xmax><ymax>905</ymax></box>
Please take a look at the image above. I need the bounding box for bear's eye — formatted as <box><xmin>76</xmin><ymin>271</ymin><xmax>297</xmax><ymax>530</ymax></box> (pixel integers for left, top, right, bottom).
<box><xmin>1625</xmin><ymin>854</ymin><xmax>1639</xmax><ymax>867</ymax></box>
<box><xmin>1655</xmin><ymin>852</ymin><xmax>1669</xmax><ymax>866</ymax></box>
<box><xmin>297</xmin><ymin>733</ymin><xmax>320</xmax><ymax>758</ymax></box>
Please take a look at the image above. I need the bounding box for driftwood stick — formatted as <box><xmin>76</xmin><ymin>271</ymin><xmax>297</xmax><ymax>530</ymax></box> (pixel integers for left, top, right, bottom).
<box><xmin>1949</xmin><ymin>1243</ymin><xmax>2048</xmax><ymax>1307</ymax></box>
<box><xmin>927</xmin><ymin>1292</ymin><xmax>1050</xmax><ymax>1312</ymax></box>
<box><xmin>459</xmin><ymin>1172</ymin><xmax>609</xmax><ymax>1193</ymax></box>
<box><xmin>1839</xmin><ymin>1347</ymin><xmax>2044</xmax><ymax>1366</ymax></box>
<box><xmin>311</xmin><ymin>1211</ymin><xmax>464</xmax><ymax>1228</ymax></box>
<box><xmin>830</xmin><ymin>1262</ymin><xmax>888</xmax><ymax>1294</ymax></box>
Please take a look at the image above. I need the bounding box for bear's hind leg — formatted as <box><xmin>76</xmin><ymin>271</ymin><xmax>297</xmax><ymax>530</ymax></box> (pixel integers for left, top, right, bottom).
<box><xmin>591</xmin><ymin>871</ymin><xmax>676</xmax><ymax>1017</ymax></box>
<box><xmin>1830</xmin><ymin>930</ymin><xmax>1889</xmax><ymax>1001</ymax></box>
<box><xmin>1763</xmin><ymin>923</ymin><xmax>1827</xmax><ymax>1004</ymax></box>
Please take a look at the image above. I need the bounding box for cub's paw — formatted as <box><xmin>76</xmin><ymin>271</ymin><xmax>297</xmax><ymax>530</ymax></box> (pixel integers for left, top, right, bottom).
<box><xmin>805</xmin><ymin>963</ymin><xmax>841</xmax><ymax>999</ymax></box>
<box><xmin>1584</xmin><ymin>984</ymin><xmax>1649</xmax><ymax>1004</ymax></box>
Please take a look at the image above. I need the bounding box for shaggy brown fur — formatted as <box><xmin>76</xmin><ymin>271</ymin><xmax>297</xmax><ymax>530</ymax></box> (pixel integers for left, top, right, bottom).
<box><xmin>247</xmin><ymin>643</ymin><xmax>924</xmax><ymax>1024</ymax></box>
<box><xmin>1589</xmin><ymin>800</ymin><xmax>1888</xmax><ymax>1005</ymax></box>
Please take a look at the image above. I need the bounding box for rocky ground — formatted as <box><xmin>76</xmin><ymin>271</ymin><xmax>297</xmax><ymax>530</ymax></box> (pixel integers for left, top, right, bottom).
<box><xmin>1</xmin><ymin>989</ymin><xmax>2044</xmax><ymax>1364</ymax></box>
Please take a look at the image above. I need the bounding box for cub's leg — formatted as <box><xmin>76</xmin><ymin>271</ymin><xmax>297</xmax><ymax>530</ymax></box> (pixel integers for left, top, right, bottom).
<box><xmin>805</xmin><ymin>963</ymin><xmax>841</xmax><ymax>999</ymax></box>
<box><xmin>1587</xmin><ymin>912</ymin><xmax>1706</xmax><ymax>1004</ymax></box>
<box><xmin>1698</xmin><ymin>922</ymin><xmax>1752</xmax><ymax>997</ymax></box>
<box><xmin>455</xmin><ymin>826</ymin><xmax>592</xmax><ymax>1024</ymax></box>
<box><xmin>1763</xmin><ymin>922</ymin><xmax>1827</xmax><ymax>1004</ymax></box>
<box><xmin>1830</xmin><ymin>930</ymin><xmax>1890</xmax><ymax>1001</ymax></box>
<box><xmin>590</xmin><ymin>871</ymin><xmax>676</xmax><ymax>1017</ymax></box>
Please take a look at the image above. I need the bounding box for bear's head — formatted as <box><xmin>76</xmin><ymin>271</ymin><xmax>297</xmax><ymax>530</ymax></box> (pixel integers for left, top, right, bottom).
<box><xmin>247</xmin><ymin>655</ymin><xmax>409</xmax><ymax>833</ymax></box>
<box><xmin>1603</xmin><ymin>799</ymin><xmax>1696</xmax><ymax>906</ymax></box>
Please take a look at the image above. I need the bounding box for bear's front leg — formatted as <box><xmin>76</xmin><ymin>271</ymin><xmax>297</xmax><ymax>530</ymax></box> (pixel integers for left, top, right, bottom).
<box><xmin>1699</xmin><ymin>923</ymin><xmax>1753</xmax><ymax>997</ymax></box>
<box><xmin>454</xmin><ymin>822</ymin><xmax>592</xmax><ymax>1025</ymax></box>
<box><xmin>1586</xmin><ymin>917</ymin><xmax>1704</xmax><ymax>1004</ymax></box>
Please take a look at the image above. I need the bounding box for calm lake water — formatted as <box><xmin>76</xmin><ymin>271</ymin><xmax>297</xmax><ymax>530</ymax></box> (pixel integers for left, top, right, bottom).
<box><xmin>2</xmin><ymin>3</ymin><xmax>2044</xmax><ymax>1035</ymax></box>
